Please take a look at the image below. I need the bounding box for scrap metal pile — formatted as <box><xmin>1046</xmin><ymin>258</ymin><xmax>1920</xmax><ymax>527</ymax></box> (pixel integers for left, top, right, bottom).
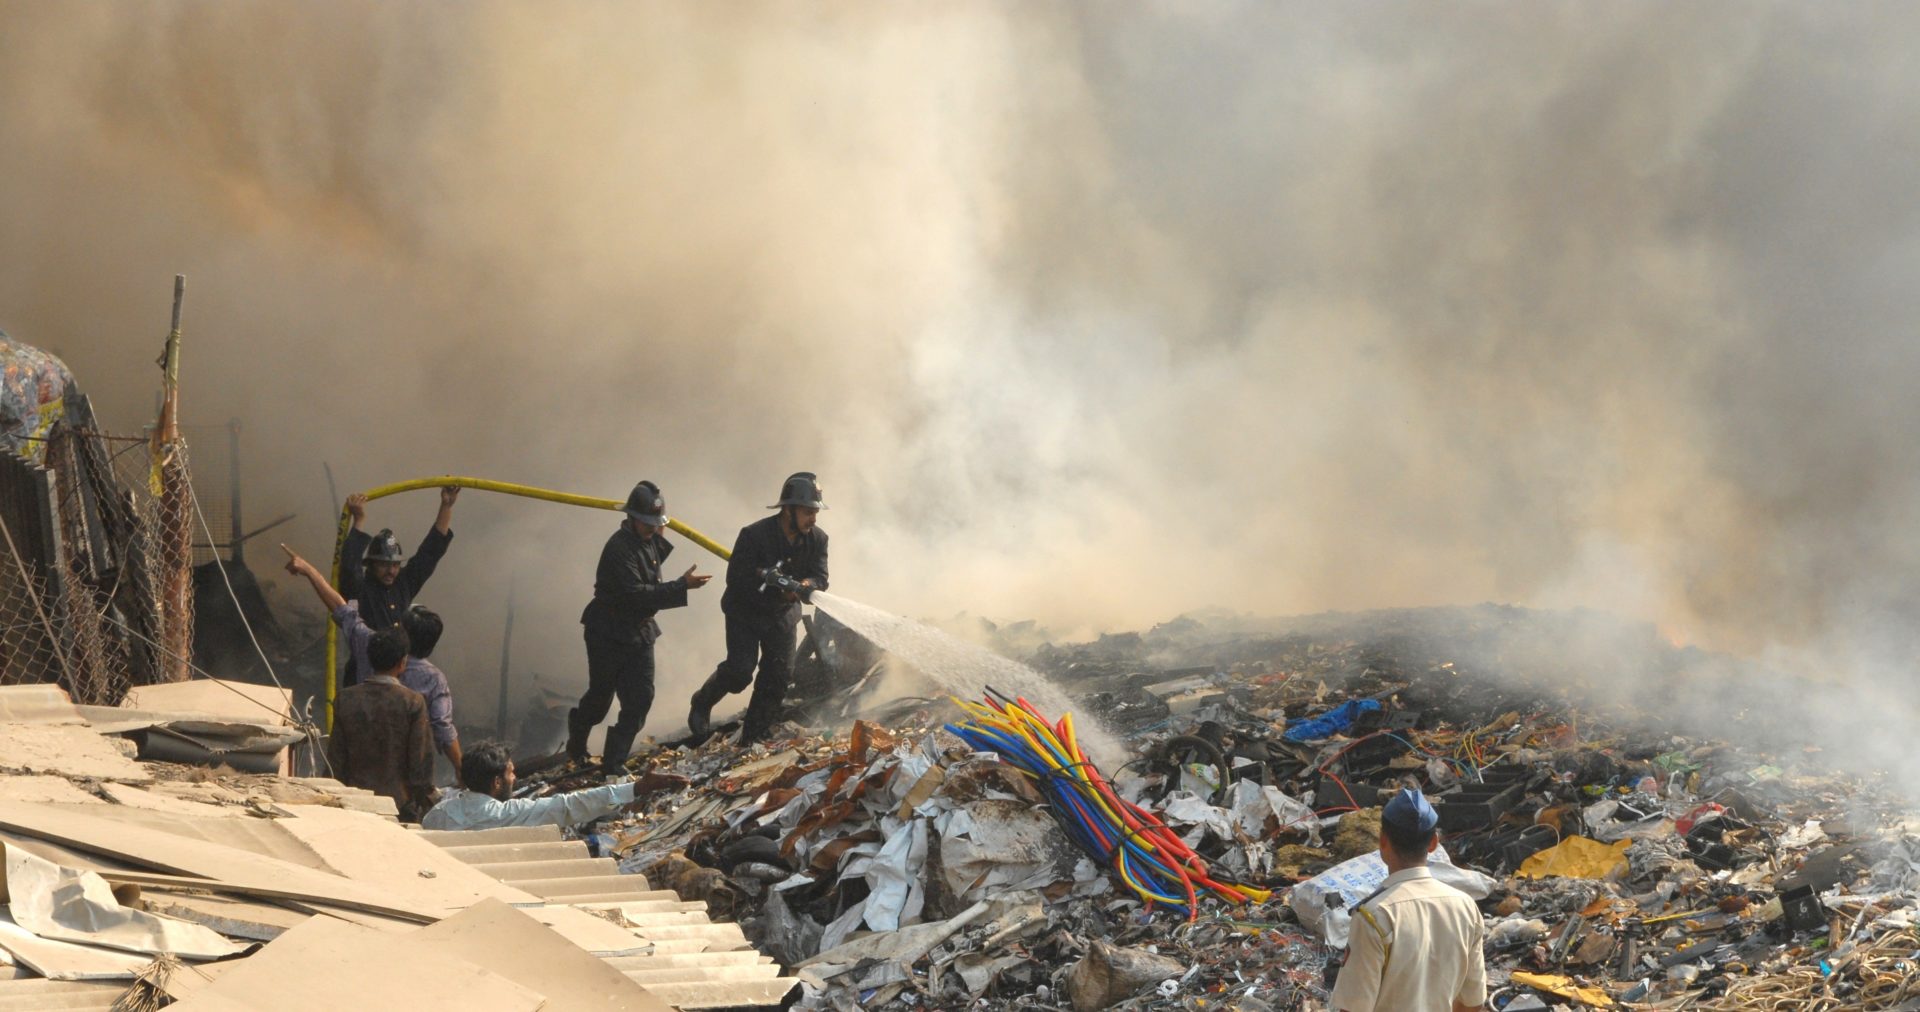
<box><xmin>520</xmin><ymin>605</ymin><xmax>1920</xmax><ymax>1010</ymax></box>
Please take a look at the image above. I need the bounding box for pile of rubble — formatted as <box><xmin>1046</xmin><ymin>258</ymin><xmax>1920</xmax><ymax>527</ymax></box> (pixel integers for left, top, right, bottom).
<box><xmin>522</xmin><ymin>605</ymin><xmax>1920</xmax><ymax>1010</ymax></box>
<box><xmin>7</xmin><ymin>603</ymin><xmax>1914</xmax><ymax>1010</ymax></box>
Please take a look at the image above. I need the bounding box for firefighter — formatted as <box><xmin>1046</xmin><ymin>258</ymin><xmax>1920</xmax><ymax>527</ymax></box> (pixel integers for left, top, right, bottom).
<box><xmin>568</xmin><ymin>480</ymin><xmax>711</xmax><ymax>775</ymax></box>
<box><xmin>337</xmin><ymin>487</ymin><xmax>459</xmax><ymax>686</ymax></box>
<box><xmin>687</xmin><ymin>471</ymin><xmax>829</xmax><ymax>744</ymax></box>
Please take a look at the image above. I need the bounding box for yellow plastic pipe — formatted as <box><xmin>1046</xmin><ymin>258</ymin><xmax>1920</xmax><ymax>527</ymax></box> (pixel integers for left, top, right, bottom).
<box><xmin>324</xmin><ymin>476</ymin><xmax>731</xmax><ymax>732</ymax></box>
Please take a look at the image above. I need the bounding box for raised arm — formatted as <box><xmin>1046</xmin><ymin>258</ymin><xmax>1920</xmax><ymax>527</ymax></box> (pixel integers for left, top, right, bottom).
<box><xmin>337</xmin><ymin>496</ymin><xmax>369</xmax><ymax>600</ymax></box>
<box><xmin>401</xmin><ymin>488</ymin><xmax>459</xmax><ymax>595</ymax></box>
<box><xmin>283</xmin><ymin>544</ymin><xmax>347</xmax><ymax>612</ymax></box>
<box><xmin>434</xmin><ymin>485</ymin><xmax>458</xmax><ymax>535</ymax></box>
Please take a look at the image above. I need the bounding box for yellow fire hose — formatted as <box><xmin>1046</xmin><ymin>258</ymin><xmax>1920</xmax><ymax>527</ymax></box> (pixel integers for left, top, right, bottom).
<box><xmin>324</xmin><ymin>477</ymin><xmax>732</xmax><ymax>732</ymax></box>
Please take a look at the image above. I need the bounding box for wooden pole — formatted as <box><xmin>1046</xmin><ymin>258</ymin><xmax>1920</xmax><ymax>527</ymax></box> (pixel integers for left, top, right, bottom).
<box><xmin>153</xmin><ymin>275</ymin><xmax>192</xmax><ymax>681</ymax></box>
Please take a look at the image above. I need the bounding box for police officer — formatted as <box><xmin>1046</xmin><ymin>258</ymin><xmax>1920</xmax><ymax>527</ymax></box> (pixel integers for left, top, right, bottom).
<box><xmin>1330</xmin><ymin>788</ymin><xmax>1487</xmax><ymax>1012</ymax></box>
<box><xmin>336</xmin><ymin>487</ymin><xmax>459</xmax><ymax>686</ymax></box>
<box><xmin>567</xmin><ymin>480</ymin><xmax>712</xmax><ymax>775</ymax></box>
<box><xmin>686</xmin><ymin>472</ymin><xmax>829</xmax><ymax>744</ymax></box>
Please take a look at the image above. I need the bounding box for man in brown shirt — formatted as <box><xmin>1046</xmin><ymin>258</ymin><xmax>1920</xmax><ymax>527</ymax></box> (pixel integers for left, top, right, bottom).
<box><xmin>327</xmin><ymin>625</ymin><xmax>435</xmax><ymax>821</ymax></box>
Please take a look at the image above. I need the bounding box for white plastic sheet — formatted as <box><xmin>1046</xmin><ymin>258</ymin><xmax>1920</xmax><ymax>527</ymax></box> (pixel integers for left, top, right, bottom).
<box><xmin>851</xmin><ymin>819</ymin><xmax>928</xmax><ymax>931</ymax></box>
<box><xmin>1287</xmin><ymin>845</ymin><xmax>1495</xmax><ymax>945</ymax></box>
<box><xmin>3</xmin><ymin>845</ymin><xmax>249</xmax><ymax>959</ymax></box>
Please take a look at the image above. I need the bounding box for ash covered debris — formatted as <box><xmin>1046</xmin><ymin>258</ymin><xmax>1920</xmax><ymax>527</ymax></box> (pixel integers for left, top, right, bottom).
<box><xmin>521</xmin><ymin>605</ymin><xmax>1920</xmax><ymax>1010</ymax></box>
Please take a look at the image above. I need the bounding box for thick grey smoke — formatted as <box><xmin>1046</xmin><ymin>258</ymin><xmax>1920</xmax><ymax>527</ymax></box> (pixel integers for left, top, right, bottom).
<box><xmin>4</xmin><ymin>3</ymin><xmax>1918</xmax><ymax>735</ymax></box>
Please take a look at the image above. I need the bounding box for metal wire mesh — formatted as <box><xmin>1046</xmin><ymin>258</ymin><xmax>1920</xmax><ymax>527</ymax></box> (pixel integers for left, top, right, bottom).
<box><xmin>179</xmin><ymin>422</ymin><xmax>235</xmax><ymax>567</ymax></box>
<box><xmin>0</xmin><ymin>552</ymin><xmax>69</xmax><ymax>689</ymax></box>
<box><xmin>0</xmin><ymin>416</ymin><xmax>196</xmax><ymax>704</ymax></box>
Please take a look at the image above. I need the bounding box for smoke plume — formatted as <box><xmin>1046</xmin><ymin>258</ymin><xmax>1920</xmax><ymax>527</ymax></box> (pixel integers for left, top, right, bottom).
<box><xmin>4</xmin><ymin>2</ymin><xmax>1918</xmax><ymax>737</ymax></box>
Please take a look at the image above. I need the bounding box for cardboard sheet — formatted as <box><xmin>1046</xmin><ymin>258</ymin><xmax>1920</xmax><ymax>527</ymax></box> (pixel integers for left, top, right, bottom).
<box><xmin>0</xmin><ymin>686</ymin><xmax>83</xmax><ymax>724</ymax></box>
<box><xmin>414</xmin><ymin>898</ymin><xmax>675</xmax><ymax>1011</ymax></box>
<box><xmin>121</xmin><ymin>680</ymin><xmax>291</xmax><ymax>725</ymax></box>
<box><xmin>277</xmin><ymin>805</ymin><xmax>539</xmax><ymax>913</ymax></box>
<box><xmin>0</xmin><ymin>801</ymin><xmax>437</xmax><ymax>921</ymax></box>
<box><xmin>80</xmin><ymin>803</ymin><xmax>331</xmax><ymax>870</ymax></box>
<box><xmin>0</xmin><ymin>777</ymin><xmax>103</xmax><ymax>806</ymax></box>
<box><xmin>168</xmin><ymin>915</ymin><xmax>544</xmax><ymax>1012</ymax></box>
<box><xmin>0</xmin><ymin>832</ymin><xmax>133</xmax><ymax>875</ymax></box>
<box><xmin>0</xmin><ymin>723</ymin><xmax>149</xmax><ymax>782</ymax></box>
<box><xmin>95</xmin><ymin>784</ymin><xmax>247</xmax><ymax>819</ymax></box>
<box><xmin>143</xmin><ymin>892</ymin><xmax>311</xmax><ymax>942</ymax></box>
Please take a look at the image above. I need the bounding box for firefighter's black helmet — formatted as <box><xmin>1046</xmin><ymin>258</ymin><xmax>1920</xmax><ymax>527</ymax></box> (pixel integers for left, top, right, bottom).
<box><xmin>770</xmin><ymin>472</ymin><xmax>826</xmax><ymax>510</ymax></box>
<box><xmin>364</xmin><ymin>529</ymin><xmax>405</xmax><ymax>564</ymax></box>
<box><xmin>623</xmin><ymin>480</ymin><xmax>668</xmax><ymax>526</ymax></box>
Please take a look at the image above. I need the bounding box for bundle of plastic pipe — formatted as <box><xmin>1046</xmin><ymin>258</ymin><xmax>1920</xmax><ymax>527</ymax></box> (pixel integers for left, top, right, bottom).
<box><xmin>945</xmin><ymin>691</ymin><xmax>1272</xmax><ymax>920</ymax></box>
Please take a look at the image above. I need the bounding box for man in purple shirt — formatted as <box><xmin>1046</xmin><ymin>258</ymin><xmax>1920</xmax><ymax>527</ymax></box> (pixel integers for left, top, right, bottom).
<box><xmin>285</xmin><ymin>546</ymin><xmax>462</xmax><ymax>771</ymax></box>
<box><xmin>399</xmin><ymin>605</ymin><xmax>462</xmax><ymax>771</ymax></box>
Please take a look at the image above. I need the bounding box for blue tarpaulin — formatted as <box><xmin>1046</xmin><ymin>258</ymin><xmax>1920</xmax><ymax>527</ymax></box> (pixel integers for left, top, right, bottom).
<box><xmin>1284</xmin><ymin>698</ymin><xmax>1383</xmax><ymax>742</ymax></box>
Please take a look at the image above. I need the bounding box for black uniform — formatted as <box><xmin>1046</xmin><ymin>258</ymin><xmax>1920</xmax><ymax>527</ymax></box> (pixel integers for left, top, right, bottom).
<box><xmin>575</xmin><ymin>525</ymin><xmax>689</xmax><ymax>769</ymax></box>
<box><xmin>699</xmin><ymin>515</ymin><xmax>828</xmax><ymax>738</ymax></box>
<box><xmin>337</xmin><ymin>525</ymin><xmax>452</xmax><ymax>687</ymax></box>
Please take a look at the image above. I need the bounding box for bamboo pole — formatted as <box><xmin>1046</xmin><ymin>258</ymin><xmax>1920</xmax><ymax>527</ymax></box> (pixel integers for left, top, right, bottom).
<box><xmin>152</xmin><ymin>275</ymin><xmax>192</xmax><ymax>682</ymax></box>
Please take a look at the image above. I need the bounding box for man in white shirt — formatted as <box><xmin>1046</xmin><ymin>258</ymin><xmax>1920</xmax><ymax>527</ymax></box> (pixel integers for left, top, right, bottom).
<box><xmin>1330</xmin><ymin>788</ymin><xmax>1488</xmax><ymax>1012</ymax></box>
<box><xmin>422</xmin><ymin>741</ymin><xmax>688</xmax><ymax>832</ymax></box>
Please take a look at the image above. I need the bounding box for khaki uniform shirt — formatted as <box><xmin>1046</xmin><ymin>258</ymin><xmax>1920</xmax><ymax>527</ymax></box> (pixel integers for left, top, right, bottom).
<box><xmin>1330</xmin><ymin>866</ymin><xmax>1487</xmax><ymax>1012</ymax></box>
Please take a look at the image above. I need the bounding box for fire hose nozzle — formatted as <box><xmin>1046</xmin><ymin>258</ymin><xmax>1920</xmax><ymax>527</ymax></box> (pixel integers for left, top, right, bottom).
<box><xmin>757</xmin><ymin>562</ymin><xmax>813</xmax><ymax>603</ymax></box>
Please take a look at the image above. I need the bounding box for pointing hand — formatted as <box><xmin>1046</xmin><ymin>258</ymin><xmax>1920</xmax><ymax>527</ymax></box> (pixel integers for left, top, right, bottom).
<box><xmin>279</xmin><ymin>543</ymin><xmax>309</xmax><ymax>576</ymax></box>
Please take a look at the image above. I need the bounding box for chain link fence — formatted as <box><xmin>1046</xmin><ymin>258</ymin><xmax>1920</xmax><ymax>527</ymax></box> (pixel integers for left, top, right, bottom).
<box><xmin>0</xmin><ymin>394</ymin><xmax>195</xmax><ymax>705</ymax></box>
<box><xmin>180</xmin><ymin>422</ymin><xmax>237</xmax><ymax>568</ymax></box>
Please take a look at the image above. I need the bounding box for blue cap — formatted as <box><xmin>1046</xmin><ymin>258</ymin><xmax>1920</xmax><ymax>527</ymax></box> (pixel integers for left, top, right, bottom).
<box><xmin>1382</xmin><ymin>788</ymin><xmax>1438</xmax><ymax>834</ymax></box>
